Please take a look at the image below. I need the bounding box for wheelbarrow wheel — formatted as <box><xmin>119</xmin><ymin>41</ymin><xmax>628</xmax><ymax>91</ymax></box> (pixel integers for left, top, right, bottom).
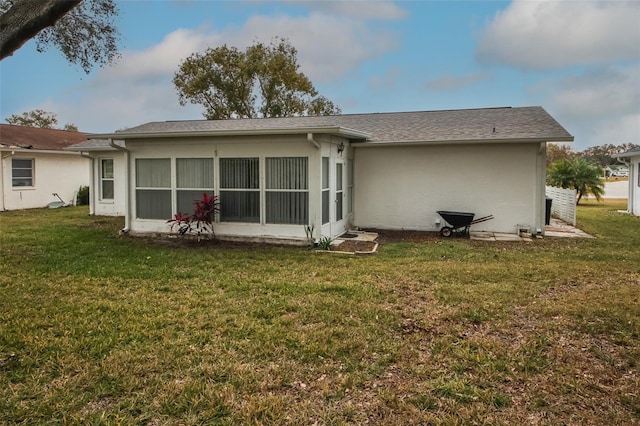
<box><xmin>440</xmin><ymin>227</ymin><xmax>453</xmax><ymax>237</ymax></box>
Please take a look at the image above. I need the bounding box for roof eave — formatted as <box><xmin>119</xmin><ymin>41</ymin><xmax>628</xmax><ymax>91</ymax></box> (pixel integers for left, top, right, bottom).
<box><xmin>88</xmin><ymin>126</ymin><xmax>371</xmax><ymax>141</ymax></box>
<box><xmin>353</xmin><ymin>136</ymin><xmax>575</xmax><ymax>147</ymax></box>
<box><xmin>615</xmin><ymin>151</ymin><xmax>640</xmax><ymax>159</ymax></box>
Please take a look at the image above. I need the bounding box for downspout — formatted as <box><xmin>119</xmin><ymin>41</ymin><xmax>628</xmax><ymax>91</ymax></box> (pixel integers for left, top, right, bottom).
<box><xmin>80</xmin><ymin>152</ymin><xmax>95</xmax><ymax>215</ymax></box>
<box><xmin>108</xmin><ymin>138</ymin><xmax>130</xmax><ymax>233</ymax></box>
<box><xmin>1</xmin><ymin>151</ymin><xmax>16</xmax><ymax>211</ymax></box>
<box><xmin>307</xmin><ymin>133</ymin><xmax>321</xmax><ymax>241</ymax></box>
<box><xmin>306</xmin><ymin>132</ymin><xmax>320</xmax><ymax>149</ymax></box>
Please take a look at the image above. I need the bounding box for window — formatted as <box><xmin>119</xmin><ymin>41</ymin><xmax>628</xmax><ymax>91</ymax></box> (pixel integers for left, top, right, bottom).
<box><xmin>637</xmin><ymin>163</ymin><xmax>640</xmax><ymax>187</ymax></box>
<box><xmin>135</xmin><ymin>158</ymin><xmax>171</xmax><ymax>219</ymax></box>
<box><xmin>219</xmin><ymin>158</ymin><xmax>259</xmax><ymax>222</ymax></box>
<box><xmin>336</xmin><ymin>162</ymin><xmax>343</xmax><ymax>221</ymax></box>
<box><xmin>322</xmin><ymin>157</ymin><xmax>329</xmax><ymax>224</ymax></box>
<box><xmin>266</xmin><ymin>157</ymin><xmax>308</xmax><ymax>224</ymax></box>
<box><xmin>100</xmin><ymin>159</ymin><xmax>114</xmax><ymax>200</ymax></box>
<box><xmin>176</xmin><ymin>158</ymin><xmax>214</xmax><ymax>215</ymax></box>
<box><xmin>12</xmin><ymin>158</ymin><xmax>33</xmax><ymax>187</ymax></box>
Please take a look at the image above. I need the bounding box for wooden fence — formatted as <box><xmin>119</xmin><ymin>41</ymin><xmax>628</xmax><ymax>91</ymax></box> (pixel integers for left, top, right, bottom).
<box><xmin>545</xmin><ymin>186</ymin><xmax>577</xmax><ymax>226</ymax></box>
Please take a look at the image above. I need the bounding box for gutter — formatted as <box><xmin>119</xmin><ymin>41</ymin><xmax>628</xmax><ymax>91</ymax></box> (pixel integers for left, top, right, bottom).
<box><xmin>351</xmin><ymin>136</ymin><xmax>575</xmax><ymax>148</ymax></box>
<box><xmin>89</xmin><ymin>126</ymin><xmax>371</xmax><ymax>141</ymax></box>
<box><xmin>108</xmin><ymin>139</ymin><xmax>130</xmax><ymax>233</ymax></box>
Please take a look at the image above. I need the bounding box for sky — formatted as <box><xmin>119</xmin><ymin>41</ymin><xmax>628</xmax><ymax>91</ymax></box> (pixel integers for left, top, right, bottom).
<box><xmin>1</xmin><ymin>0</ymin><xmax>639</xmax><ymax>150</ymax></box>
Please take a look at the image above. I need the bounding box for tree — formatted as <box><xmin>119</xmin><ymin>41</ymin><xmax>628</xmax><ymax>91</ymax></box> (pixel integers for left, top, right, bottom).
<box><xmin>580</xmin><ymin>143</ymin><xmax>640</xmax><ymax>168</ymax></box>
<box><xmin>547</xmin><ymin>157</ymin><xmax>605</xmax><ymax>205</ymax></box>
<box><xmin>6</xmin><ymin>109</ymin><xmax>78</xmax><ymax>130</ymax></box>
<box><xmin>546</xmin><ymin>143</ymin><xmax>575</xmax><ymax>165</ymax></box>
<box><xmin>0</xmin><ymin>0</ymin><xmax>119</xmax><ymax>73</ymax></box>
<box><xmin>174</xmin><ymin>38</ymin><xmax>341</xmax><ymax>119</ymax></box>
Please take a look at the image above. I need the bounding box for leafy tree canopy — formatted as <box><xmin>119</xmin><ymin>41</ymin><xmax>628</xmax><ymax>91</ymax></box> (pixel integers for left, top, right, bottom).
<box><xmin>173</xmin><ymin>38</ymin><xmax>341</xmax><ymax>120</ymax></box>
<box><xmin>0</xmin><ymin>0</ymin><xmax>120</xmax><ymax>73</ymax></box>
<box><xmin>6</xmin><ymin>109</ymin><xmax>78</xmax><ymax>131</ymax></box>
<box><xmin>547</xmin><ymin>157</ymin><xmax>604</xmax><ymax>205</ymax></box>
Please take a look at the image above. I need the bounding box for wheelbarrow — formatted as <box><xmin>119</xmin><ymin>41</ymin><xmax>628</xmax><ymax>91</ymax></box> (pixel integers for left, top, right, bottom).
<box><xmin>436</xmin><ymin>210</ymin><xmax>494</xmax><ymax>237</ymax></box>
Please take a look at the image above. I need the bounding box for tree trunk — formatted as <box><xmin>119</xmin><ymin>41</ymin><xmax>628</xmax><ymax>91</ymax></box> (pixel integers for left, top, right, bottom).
<box><xmin>0</xmin><ymin>0</ymin><xmax>82</xmax><ymax>60</ymax></box>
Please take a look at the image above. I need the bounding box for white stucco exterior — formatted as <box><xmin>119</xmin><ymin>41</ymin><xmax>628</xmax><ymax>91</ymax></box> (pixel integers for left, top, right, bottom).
<box><xmin>86</xmin><ymin>151</ymin><xmax>127</xmax><ymax>216</ymax></box>
<box><xmin>353</xmin><ymin>142</ymin><xmax>546</xmax><ymax>234</ymax></box>
<box><xmin>110</xmin><ymin>134</ymin><xmax>352</xmax><ymax>243</ymax></box>
<box><xmin>0</xmin><ymin>150</ymin><xmax>89</xmax><ymax>210</ymax></box>
<box><xmin>624</xmin><ymin>154</ymin><xmax>640</xmax><ymax>216</ymax></box>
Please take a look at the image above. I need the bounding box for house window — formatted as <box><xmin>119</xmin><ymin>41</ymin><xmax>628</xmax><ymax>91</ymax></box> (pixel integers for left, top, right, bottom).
<box><xmin>322</xmin><ymin>157</ymin><xmax>329</xmax><ymax>224</ymax></box>
<box><xmin>100</xmin><ymin>158</ymin><xmax>114</xmax><ymax>200</ymax></box>
<box><xmin>176</xmin><ymin>158</ymin><xmax>214</xmax><ymax>215</ymax></box>
<box><xmin>135</xmin><ymin>158</ymin><xmax>171</xmax><ymax>219</ymax></box>
<box><xmin>12</xmin><ymin>158</ymin><xmax>34</xmax><ymax>187</ymax></box>
<box><xmin>637</xmin><ymin>163</ymin><xmax>640</xmax><ymax>187</ymax></box>
<box><xmin>336</xmin><ymin>162</ymin><xmax>343</xmax><ymax>221</ymax></box>
<box><xmin>219</xmin><ymin>158</ymin><xmax>259</xmax><ymax>222</ymax></box>
<box><xmin>266</xmin><ymin>157</ymin><xmax>308</xmax><ymax>224</ymax></box>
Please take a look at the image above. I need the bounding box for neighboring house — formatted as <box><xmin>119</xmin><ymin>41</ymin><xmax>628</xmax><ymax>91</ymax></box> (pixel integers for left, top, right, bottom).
<box><xmin>0</xmin><ymin>124</ymin><xmax>90</xmax><ymax>211</ymax></box>
<box><xmin>615</xmin><ymin>147</ymin><xmax>640</xmax><ymax>216</ymax></box>
<box><xmin>604</xmin><ymin>165</ymin><xmax>629</xmax><ymax>177</ymax></box>
<box><xmin>68</xmin><ymin>106</ymin><xmax>573</xmax><ymax>243</ymax></box>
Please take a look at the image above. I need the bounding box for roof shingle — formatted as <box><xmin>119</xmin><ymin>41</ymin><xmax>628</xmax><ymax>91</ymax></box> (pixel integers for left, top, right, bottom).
<box><xmin>0</xmin><ymin>124</ymin><xmax>87</xmax><ymax>151</ymax></box>
<box><xmin>97</xmin><ymin>106</ymin><xmax>573</xmax><ymax>144</ymax></box>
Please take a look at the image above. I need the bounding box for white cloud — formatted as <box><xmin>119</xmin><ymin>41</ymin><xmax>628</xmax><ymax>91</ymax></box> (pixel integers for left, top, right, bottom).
<box><xmin>477</xmin><ymin>0</ymin><xmax>640</xmax><ymax>70</ymax></box>
<box><xmin>289</xmin><ymin>0</ymin><xmax>408</xmax><ymax>21</ymax></box>
<box><xmin>538</xmin><ymin>65</ymin><xmax>640</xmax><ymax>149</ymax></box>
<box><xmin>39</xmin><ymin>6</ymin><xmax>403</xmax><ymax>132</ymax></box>
<box><xmin>425</xmin><ymin>72</ymin><xmax>491</xmax><ymax>91</ymax></box>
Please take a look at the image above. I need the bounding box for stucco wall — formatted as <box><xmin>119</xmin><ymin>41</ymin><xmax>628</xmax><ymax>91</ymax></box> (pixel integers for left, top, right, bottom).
<box><xmin>1</xmin><ymin>151</ymin><xmax>89</xmax><ymax>210</ymax></box>
<box><xmin>630</xmin><ymin>156</ymin><xmax>640</xmax><ymax>216</ymax></box>
<box><xmin>123</xmin><ymin>135</ymin><xmax>324</xmax><ymax>240</ymax></box>
<box><xmin>352</xmin><ymin>143</ymin><xmax>542</xmax><ymax>234</ymax></box>
<box><xmin>92</xmin><ymin>151</ymin><xmax>127</xmax><ymax>216</ymax></box>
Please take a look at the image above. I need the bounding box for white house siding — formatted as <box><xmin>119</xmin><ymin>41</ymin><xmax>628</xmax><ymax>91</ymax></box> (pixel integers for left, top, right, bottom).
<box><xmin>353</xmin><ymin>142</ymin><xmax>543</xmax><ymax>234</ymax></box>
<box><xmin>123</xmin><ymin>135</ymin><xmax>330</xmax><ymax>242</ymax></box>
<box><xmin>0</xmin><ymin>151</ymin><xmax>89</xmax><ymax>210</ymax></box>
<box><xmin>629</xmin><ymin>155</ymin><xmax>640</xmax><ymax>216</ymax></box>
<box><xmin>91</xmin><ymin>151</ymin><xmax>127</xmax><ymax>216</ymax></box>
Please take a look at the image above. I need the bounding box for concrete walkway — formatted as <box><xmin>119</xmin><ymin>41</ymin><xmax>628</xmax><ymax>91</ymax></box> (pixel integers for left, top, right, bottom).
<box><xmin>470</xmin><ymin>218</ymin><xmax>593</xmax><ymax>241</ymax></box>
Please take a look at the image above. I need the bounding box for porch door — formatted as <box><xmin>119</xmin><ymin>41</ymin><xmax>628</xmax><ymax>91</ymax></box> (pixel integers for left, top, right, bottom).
<box><xmin>320</xmin><ymin>156</ymin><xmax>348</xmax><ymax>238</ymax></box>
<box><xmin>333</xmin><ymin>159</ymin><xmax>347</xmax><ymax>236</ymax></box>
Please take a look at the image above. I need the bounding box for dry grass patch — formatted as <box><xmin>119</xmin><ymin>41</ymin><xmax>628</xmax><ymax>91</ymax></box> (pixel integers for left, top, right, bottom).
<box><xmin>1</xmin><ymin>202</ymin><xmax>638</xmax><ymax>424</ymax></box>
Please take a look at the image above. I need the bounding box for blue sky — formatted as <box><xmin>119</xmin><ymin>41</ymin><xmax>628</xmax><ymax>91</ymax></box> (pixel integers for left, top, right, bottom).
<box><xmin>1</xmin><ymin>0</ymin><xmax>638</xmax><ymax>150</ymax></box>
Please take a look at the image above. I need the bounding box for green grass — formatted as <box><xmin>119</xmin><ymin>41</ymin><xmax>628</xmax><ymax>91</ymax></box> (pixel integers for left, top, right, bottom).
<box><xmin>1</xmin><ymin>201</ymin><xmax>639</xmax><ymax>425</ymax></box>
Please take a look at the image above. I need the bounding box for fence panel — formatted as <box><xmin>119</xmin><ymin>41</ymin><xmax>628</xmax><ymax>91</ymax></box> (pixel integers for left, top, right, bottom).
<box><xmin>545</xmin><ymin>186</ymin><xmax>577</xmax><ymax>226</ymax></box>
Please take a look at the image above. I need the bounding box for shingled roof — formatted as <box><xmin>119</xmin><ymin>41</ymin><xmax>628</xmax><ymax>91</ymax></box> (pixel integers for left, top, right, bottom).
<box><xmin>88</xmin><ymin>106</ymin><xmax>573</xmax><ymax>145</ymax></box>
<box><xmin>0</xmin><ymin>124</ymin><xmax>88</xmax><ymax>151</ymax></box>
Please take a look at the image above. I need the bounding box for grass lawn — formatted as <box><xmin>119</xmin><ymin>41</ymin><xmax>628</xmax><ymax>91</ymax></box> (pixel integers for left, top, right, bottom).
<box><xmin>1</xmin><ymin>201</ymin><xmax>638</xmax><ymax>425</ymax></box>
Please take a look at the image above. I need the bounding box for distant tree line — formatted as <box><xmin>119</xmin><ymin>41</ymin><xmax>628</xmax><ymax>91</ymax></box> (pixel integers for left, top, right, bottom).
<box><xmin>547</xmin><ymin>142</ymin><xmax>639</xmax><ymax>168</ymax></box>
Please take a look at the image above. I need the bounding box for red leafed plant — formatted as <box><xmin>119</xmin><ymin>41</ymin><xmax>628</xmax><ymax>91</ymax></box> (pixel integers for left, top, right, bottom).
<box><xmin>167</xmin><ymin>192</ymin><xmax>219</xmax><ymax>238</ymax></box>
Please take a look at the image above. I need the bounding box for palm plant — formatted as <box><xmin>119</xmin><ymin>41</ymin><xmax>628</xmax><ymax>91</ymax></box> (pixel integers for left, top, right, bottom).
<box><xmin>547</xmin><ymin>157</ymin><xmax>604</xmax><ymax>204</ymax></box>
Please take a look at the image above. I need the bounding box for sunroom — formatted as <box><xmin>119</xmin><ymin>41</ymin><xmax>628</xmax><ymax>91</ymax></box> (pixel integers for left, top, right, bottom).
<box><xmin>94</xmin><ymin>127</ymin><xmax>368</xmax><ymax>244</ymax></box>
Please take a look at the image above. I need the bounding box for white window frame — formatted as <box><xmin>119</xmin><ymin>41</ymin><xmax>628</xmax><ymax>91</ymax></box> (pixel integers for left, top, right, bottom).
<box><xmin>176</xmin><ymin>157</ymin><xmax>215</xmax><ymax>215</ymax></box>
<box><xmin>135</xmin><ymin>158</ymin><xmax>171</xmax><ymax>220</ymax></box>
<box><xmin>99</xmin><ymin>158</ymin><xmax>114</xmax><ymax>201</ymax></box>
<box><xmin>219</xmin><ymin>157</ymin><xmax>260</xmax><ymax>223</ymax></box>
<box><xmin>265</xmin><ymin>157</ymin><xmax>309</xmax><ymax>225</ymax></box>
<box><xmin>11</xmin><ymin>158</ymin><xmax>34</xmax><ymax>188</ymax></box>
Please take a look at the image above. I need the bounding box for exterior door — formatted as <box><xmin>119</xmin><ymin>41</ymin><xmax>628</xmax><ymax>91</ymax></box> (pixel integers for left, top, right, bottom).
<box><xmin>320</xmin><ymin>156</ymin><xmax>348</xmax><ymax>238</ymax></box>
